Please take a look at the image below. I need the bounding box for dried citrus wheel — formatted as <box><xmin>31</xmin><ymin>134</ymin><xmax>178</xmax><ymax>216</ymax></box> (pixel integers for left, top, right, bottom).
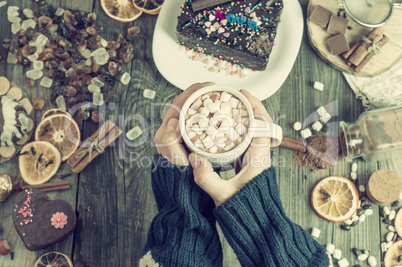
<box><xmin>311</xmin><ymin>176</ymin><xmax>359</xmax><ymax>223</ymax></box>
<box><xmin>34</xmin><ymin>251</ymin><xmax>73</xmax><ymax>267</ymax></box>
<box><xmin>133</xmin><ymin>0</ymin><xmax>164</xmax><ymax>15</ymax></box>
<box><xmin>35</xmin><ymin>114</ymin><xmax>81</xmax><ymax>161</ymax></box>
<box><xmin>41</xmin><ymin>108</ymin><xmax>70</xmax><ymax>121</ymax></box>
<box><xmin>395</xmin><ymin>207</ymin><xmax>402</xmax><ymax>238</ymax></box>
<box><xmin>101</xmin><ymin>0</ymin><xmax>142</xmax><ymax>22</ymax></box>
<box><xmin>19</xmin><ymin>141</ymin><xmax>61</xmax><ymax>185</ymax></box>
<box><xmin>384</xmin><ymin>240</ymin><xmax>402</xmax><ymax>267</ymax></box>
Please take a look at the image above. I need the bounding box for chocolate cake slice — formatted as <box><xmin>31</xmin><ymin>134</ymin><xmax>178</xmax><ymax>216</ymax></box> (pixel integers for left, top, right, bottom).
<box><xmin>177</xmin><ymin>0</ymin><xmax>284</xmax><ymax>70</ymax></box>
<box><xmin>12</xmin><ymin>188</ymin><xmax>76</xmax><ymax>251</ymax></box>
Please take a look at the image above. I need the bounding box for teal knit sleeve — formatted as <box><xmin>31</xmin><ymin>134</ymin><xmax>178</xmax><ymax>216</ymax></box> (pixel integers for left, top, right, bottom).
<box><xmin>140</xmin><ymin>154</ymin><xmax>222</xmax><ymax>267</ymax></box>
<box><xmin>214</xmin><ymin>167</ymin><xmax>329</xmax><ymax>267</ymax></box>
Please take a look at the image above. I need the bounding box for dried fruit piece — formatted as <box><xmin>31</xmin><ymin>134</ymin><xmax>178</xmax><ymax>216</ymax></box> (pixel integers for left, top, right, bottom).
<box><xmin>100</xmin><ymin>0</ymin><xmax>142</xmax><ymax>22</ymax></box>
<box><xmin>34</xmin><ymin>251</ymin><xmax>73</xmax><ymax>267</ymax></box>
<box><xmin>133</xmin><ymin>0</ymin><xmax>164</xmax><ymax>15</ymax></box>
<box><xmin>35</xmin><ymin>114</ymin><xmax>81</xmax><ymax>161</ymax></box>
<box><xmin>311</xmin><ymin>176</ymin><xmax>359</xmax><ymax>223</ymax></box>
<box><xmin>32</xmin><ymin>96</ymin><xmax>46</xmax><ymax>110</ymax></box>
<box><xmin>19</xmin><ymin>141</ymin><xmax>61</xmax><ymax>185</ymax></box>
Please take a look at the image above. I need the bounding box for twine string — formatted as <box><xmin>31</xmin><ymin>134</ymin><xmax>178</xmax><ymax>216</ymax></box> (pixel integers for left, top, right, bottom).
<box><xmin>361</xmin><ymin>35</ymin><xmax>383</xmax><ymax>55</ymax></box>
<box><xmin>75</xmin><ymin>122</ymin><xmax>109</xmax><ymax>162</ymax></box>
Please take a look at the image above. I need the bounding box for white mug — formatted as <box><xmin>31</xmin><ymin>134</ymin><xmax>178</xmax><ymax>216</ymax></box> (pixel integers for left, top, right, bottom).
<box><xmin>179</xmin><ymin>85</ymin><xmax>283</xmax><ymax>166</ymax></box>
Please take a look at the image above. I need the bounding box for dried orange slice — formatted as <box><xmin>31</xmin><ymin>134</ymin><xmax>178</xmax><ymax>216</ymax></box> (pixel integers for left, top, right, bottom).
<box><xmin>41</xmin><ymin>108</ymin><xmax>70</xmax><ymax>121</ymax></box>
<box><xmin>34</xmin><ymin>251</ymin><xmax>73</xmax><ymax>267</ymax></box>
<box><xmin>35</xmin><ymin>114</ymin><xmax>81</xmax><ymax>161</ymax></box>
<box><xmin>311</xmin><ymin>176</ymin><xmax>359</xmax><ymax>223</ymax></box>
<box><xmin>101</xmin><ymin>0</ymin><xmax>142</xmax><ymax>22</ymax></box>
<box><xmin>384</xmin><ymin>240</ymin><xmax>402</xmax><ymax>267</ymax></box>
<box><xmin>395</xmin><ymin>207</ymin><xmax>402</xmax><ymax>238</ymax></box>
<box><xmin>133</xmin><ymin>0</ymin><xmax>164</xmax><ymax>15</ymax></box>
<box><xmin>19</xmin><ymin>141</ymin><xmax>61</xmax><ymax>185</ymax></box>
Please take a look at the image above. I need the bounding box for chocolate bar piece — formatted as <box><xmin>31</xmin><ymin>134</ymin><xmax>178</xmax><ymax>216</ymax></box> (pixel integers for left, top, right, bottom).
<box><xmin>309</xmin><ymin>5</ymin><xmax>332</xmax><ymax>27</ymax></box>
<box><xmin>327</xmin><ymin>34</ymin><xmax>350</xmax><ymax>55</ymax></box>
<box><xmin>192</xmin><ymin>0</ymin><xmax>233</xmax><ymax>12</ymax></box>
<box><xmin>327</xmin><ymin>16</ymin><xmax>348</xmax><ymax>35</ymax></box>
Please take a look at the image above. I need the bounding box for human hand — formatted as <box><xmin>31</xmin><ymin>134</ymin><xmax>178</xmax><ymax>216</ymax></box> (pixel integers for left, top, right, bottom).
<box><xmin>154</xmin><ymin>82</ymin><xmax>215</xmax><ymax>166</ymax></box>
<box><xmin>189</xmin><ymin>89</ymin><xmax>272</xmax><ymax>206</ymax></box>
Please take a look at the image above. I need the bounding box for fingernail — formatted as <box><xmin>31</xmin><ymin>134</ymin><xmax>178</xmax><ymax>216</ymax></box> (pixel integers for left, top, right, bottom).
<box><xmin>166</xmin><ymin>119</ymin><xmax>178</xmax><ymax>132</ymax></box>
<box><xmin>202</xmin><ymin>82</ymin><xmax>215</xmax><ymax>86</ymax></box>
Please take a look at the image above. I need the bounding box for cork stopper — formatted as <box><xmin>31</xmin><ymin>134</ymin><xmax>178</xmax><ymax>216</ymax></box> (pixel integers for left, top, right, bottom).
<box><xmin>366</xmin><ymin>170</ymin><xmax>402</xmax><ymax>205</ymax></box>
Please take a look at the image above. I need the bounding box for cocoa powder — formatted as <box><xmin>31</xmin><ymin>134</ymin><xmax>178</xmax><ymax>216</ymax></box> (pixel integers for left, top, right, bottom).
<box><xmin>293</xmin><ymin>134</ymin><xmax>342</xmax><ymax>171</ymax></box>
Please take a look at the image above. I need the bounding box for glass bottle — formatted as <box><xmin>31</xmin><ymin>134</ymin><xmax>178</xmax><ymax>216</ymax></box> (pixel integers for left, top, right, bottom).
<box><xmin>339</xmin><ymin>105</ymin><xmax>402</xmax><ymax>161</ymax></box>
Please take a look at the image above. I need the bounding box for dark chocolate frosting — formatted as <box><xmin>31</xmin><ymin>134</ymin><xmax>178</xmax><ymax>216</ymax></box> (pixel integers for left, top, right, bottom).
<box><xmin>177</xmin><ymin>0</ymin><xmax>283</xmax><ymax>57</ymax></box>
<box><xmin>12</xmin><ymin>188</ymin><xmax>76</xmax><ymax>251</ymax></box>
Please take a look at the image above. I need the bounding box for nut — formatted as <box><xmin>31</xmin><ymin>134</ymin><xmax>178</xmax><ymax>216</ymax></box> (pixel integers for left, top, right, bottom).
<box><xmin>0</xmin><ymin>239</ymin><xmax>11</xmax><ymax>255</ymax></box>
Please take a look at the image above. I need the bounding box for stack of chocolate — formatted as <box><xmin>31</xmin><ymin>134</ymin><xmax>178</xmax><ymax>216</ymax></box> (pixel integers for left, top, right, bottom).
<box><xmin>309</xmin><ymin>5</ymin><xmax>349</xmax><ymax>55</ymax></box>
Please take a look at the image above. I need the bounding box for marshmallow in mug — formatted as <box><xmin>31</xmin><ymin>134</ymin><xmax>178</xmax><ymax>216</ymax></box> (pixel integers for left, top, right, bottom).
<box><xmin>185</xmin><ymin>91</ymin><xmax>249</xmax><ymax>153</ymax></box>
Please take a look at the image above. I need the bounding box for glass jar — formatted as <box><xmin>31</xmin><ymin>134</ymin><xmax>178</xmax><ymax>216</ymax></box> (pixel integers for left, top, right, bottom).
<box><xmin>339</xmin><ymin>105</ymin><xmax>402</xmax><ymax>161</ymax></box>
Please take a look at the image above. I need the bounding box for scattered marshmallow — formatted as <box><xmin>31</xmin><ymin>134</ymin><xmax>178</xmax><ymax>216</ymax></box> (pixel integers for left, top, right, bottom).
<box><xmin>311</xmin><ymin>227</ymin><xmax>321</xmax><ymax>238</ymax></box>
<box><xmin>326</xmin><ymin>244</ymin><xmax>335</xmax><ymax>254</ymax></box>
<box><xmin>312</xmin><ymin>121</ymin><xmax>323</xmax><ymax>132</ymax></box>
<box><xmin>337</xmin><ymin>258</ymin><xmax>349</xmax><ymax>267</ymax></box>
<box><xmin>350</xmin><ymin>172</ymin><xmax>357</xmax><ymax>180</ymax></box>
<box><xmin>313</xmin><ymin>81</ymin><xmax>324</xmax><ymax>91</ymax></box>
<box><xmin>386</xmin><ymin>241</ymin><xmax>393</xmax><ymax>248</ymax></box>
<box><xmin>388</xmin><ymin>225</ymin><xmax>395</xmax><ymax>232</ymax></box>
<box><xmin>317</xmin><ymin>106</ymin><xmax>327</xmax><ymax>117</ymax></box>
<box><xmin>220</xmin><ymin>92</ymin><xmax>232</xmax><ymax>102</ymax></box>
<box><xmin>293</xmin><ymin>122</ymin><xmax>302</xmax><ymax>131</ymax></box>
<box><xmin>320</xmin><ymin>112</ymin><xmax>332</xmax><ymax>124</ymax></box>
<box><xmin>357</xmin><ymin>254</ymin><xmax>368</xmax><ymax>261</ymax></box>
<box><xmin>333</xmin><ymin>249</ymin><xmax>341</xmax><ymax>260</ymax></box>
<box><xmin>359</xmin><ymin>214</ymin><xmax>366</xmax><ymax>222</ymax></box>
<box><xmin>300</xmin><ymin>128</ymin><xmax>312</xmax><ymax>139</ymax></box>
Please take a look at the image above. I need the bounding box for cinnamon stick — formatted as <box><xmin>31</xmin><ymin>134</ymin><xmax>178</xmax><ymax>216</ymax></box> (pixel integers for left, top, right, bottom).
<box><xmin>280</xmin><ymin>137</ymin><xmax>306</xmax><ymax>153</ymax></box>
<box><xmin>347</xmin><ymin>27</ymin><xmax>384</xmax><ymax>67</ymax></box>
<box><xmin>353</xmin><ymin>35</ymin><xmax>389</xmax><ymax>72</ymax></box>
<box><xmin>67</xmin><ymin>120</ymin><xmax>122</xmax><ymax>173</ymax></box>
<box><xmin>342</xmin><ymin>40</ymin><xmax>362</xmax><ymax>60</ymax></box>
<box><xmin>39</xmin><ymin>185</ymin><xmax>70</xmax><ymax>192</ymax></box>
<box><xmin>22</xmin><ymin>181</ymin><xmax>69</xmax><ymax>190</ymax></box>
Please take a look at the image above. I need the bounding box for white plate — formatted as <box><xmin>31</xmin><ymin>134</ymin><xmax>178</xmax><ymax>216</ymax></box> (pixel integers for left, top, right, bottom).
<box><xmin>152</xmin><ymin>0</ymin><xmax>304</xmax><ymax>100</ymax></box>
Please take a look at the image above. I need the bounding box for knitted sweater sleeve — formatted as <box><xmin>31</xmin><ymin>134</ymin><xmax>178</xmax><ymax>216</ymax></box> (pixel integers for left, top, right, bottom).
<box><xmin>214</xmin><ymin>167</ymin><xmax>330</xmax><ymax>267</ymax></box>
<box><xmin>139</xmin><ymin>154</ymin><xmax>222</xmax><ymax>267</ymax></box>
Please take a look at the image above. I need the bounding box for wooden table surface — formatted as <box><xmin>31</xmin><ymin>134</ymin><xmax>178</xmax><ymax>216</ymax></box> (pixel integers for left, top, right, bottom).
<box><xmin>0</xmin><ymin>0</ymin><xmax>401</xmax><ymax>266</ymax></box>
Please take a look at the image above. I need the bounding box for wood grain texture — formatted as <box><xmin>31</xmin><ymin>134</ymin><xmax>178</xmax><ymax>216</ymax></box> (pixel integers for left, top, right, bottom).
<box><xmin>0</xmin><ymin>0</ymin><xmax>399</xmax><ymax>266</ymax></box>
<box><xmin>307</xmin><ymin>0</ymin><xmax>402</xmax><ymax>77</ymax></box>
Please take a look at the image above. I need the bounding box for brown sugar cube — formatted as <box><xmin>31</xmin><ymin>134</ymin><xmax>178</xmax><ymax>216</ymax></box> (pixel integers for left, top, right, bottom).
<box><xmin>366</xmin><ymin>170</ymin><xmax>402</xmax><ymax>205</ymax></box>
<box><xmin>327</xmin><ymin>16</ymin><xmax>348</xmax><ymax>35</ymax></box>
<box><xmin>327</xmin><ymin>34</ymin><xmax>350</xmax><ymax>55</ymax></box>
<box><xmin>309</xmin><ymin>5</ymin><xmax>332</xmax><ymax>27</ymax></box>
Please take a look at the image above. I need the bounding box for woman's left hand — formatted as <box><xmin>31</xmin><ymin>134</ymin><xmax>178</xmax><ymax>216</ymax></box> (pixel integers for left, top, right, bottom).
<box><xmin>154</xmin><ymin>82</ymin><xmax>215</xmax><ymax>166</ymax></box>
